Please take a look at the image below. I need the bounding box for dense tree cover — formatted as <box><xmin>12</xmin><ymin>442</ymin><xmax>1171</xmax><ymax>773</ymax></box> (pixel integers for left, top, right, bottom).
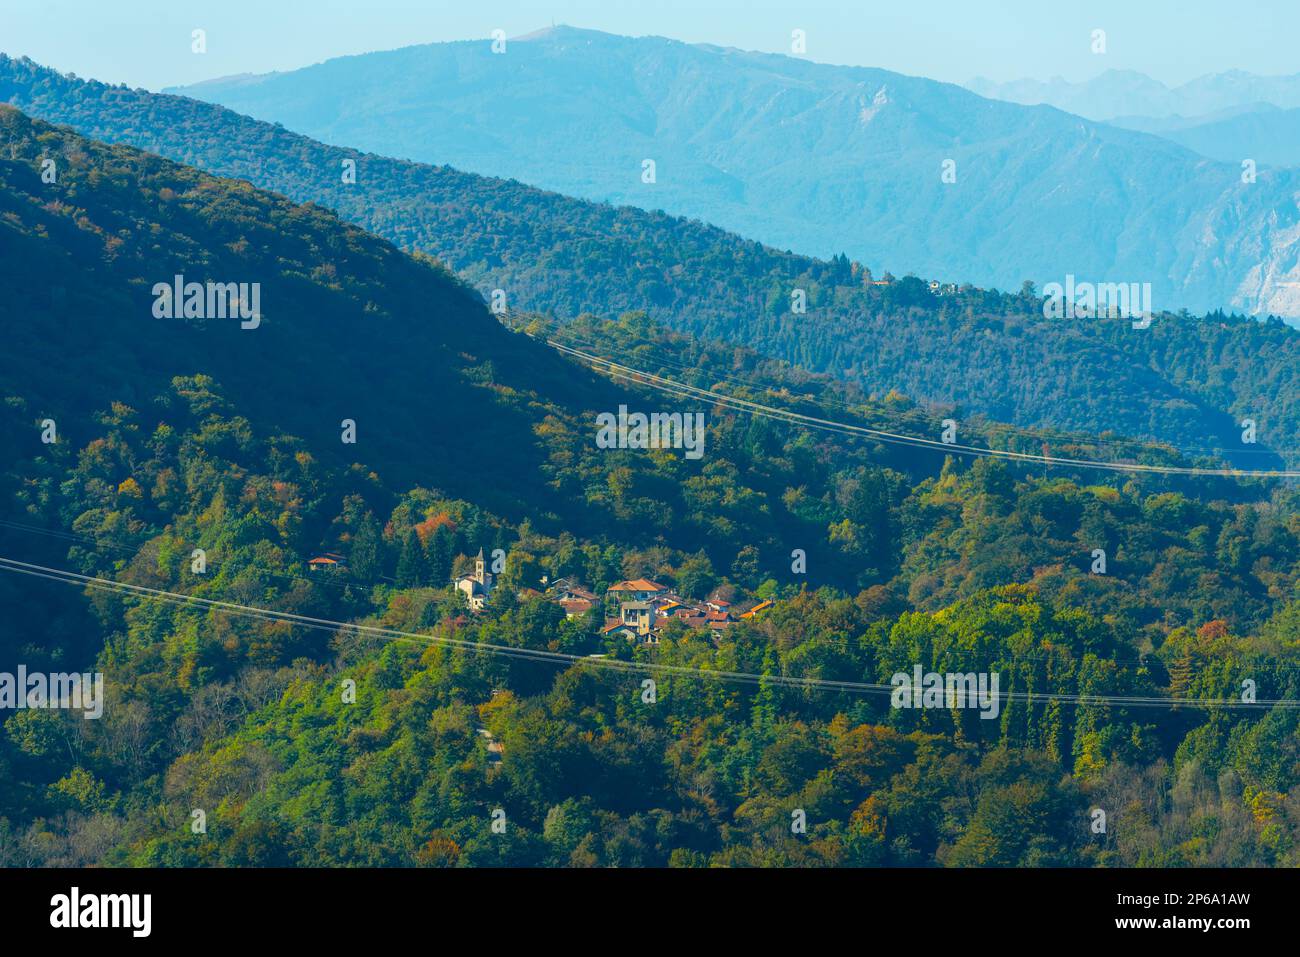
<box><xmin>2</xmin><ymin>108</ymin><xmax>1300</xmax><ymax>867</ymax></box>
<box><xmin>3</xmin><ymin>54</ymin><xmax>1299</xmax><ymax>468</ymax></box>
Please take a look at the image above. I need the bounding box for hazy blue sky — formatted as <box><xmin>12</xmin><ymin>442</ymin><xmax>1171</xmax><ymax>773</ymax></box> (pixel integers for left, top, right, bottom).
<box><xmin>3</xmin><ymin>0</ymin><xmax>1294</xmax><ymax>92</ymax></box>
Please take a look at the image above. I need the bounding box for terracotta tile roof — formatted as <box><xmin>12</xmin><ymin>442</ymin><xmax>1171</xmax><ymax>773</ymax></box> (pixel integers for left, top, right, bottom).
<box><xmin>609</xmin><ymin>578</ymin><xmax>667</xmax><ymax>592</ymax></box>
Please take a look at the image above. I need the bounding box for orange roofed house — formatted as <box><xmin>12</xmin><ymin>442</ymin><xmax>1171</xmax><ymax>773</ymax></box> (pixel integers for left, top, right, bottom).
<box><xmin>308</xmin><ymin>552</ymin><xmax>347</xmax><ymax>571</ymax></box>
<box><xmin>607</xmin><ymin>579</ymin><xmax>669</xmax><ymax>601</ymax></box>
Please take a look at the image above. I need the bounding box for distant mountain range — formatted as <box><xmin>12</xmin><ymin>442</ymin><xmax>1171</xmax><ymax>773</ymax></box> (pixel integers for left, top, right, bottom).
<box><xmin>162</xmin><ymin>26</ymin><xmax>1300</xmax><ymax>320</ymax></box>
<box><xmin>1109</xmin><ymin>104</ymin><xmax>1300</xmax><ymax>168</ymax></box>
<box><xmin>970</xmin><ymin>70</ymin><xmax>1300</xmax><ymax>168</ymax></box>
<box><xmin>5</xmin><ymin>51</ymin><xmax>1300</xmax><ymax>468</ymax></box>
<box><xmin>966</xmin><ymin>68</ymin><xmax>1300</xmax><ymax>122</ymax></box>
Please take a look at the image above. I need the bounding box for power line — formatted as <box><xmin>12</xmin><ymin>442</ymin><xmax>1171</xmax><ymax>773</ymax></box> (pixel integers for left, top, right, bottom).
<box><xmin>528</xmin><ymin>317</ymin><xmax>1290</xmax><ymax>461</ymax></box>
<box><xmin>0</xmin><ymin>517</ymin><xmax>409</xmax><ymax>598</ymax></box>
<box><xmin>1</xmin><ymin>513</ymin><xmax>1288</xmax><ymax>674</ymax></box>
<box><xmin>548</xmin><ymin>340</ymin><xmax>1300</xmax><ymax>479</ymax></box>
<box><xmin>2</xmin><ymin>555</ymin><xmax>1295</xmax><ymax>710</ymax></box>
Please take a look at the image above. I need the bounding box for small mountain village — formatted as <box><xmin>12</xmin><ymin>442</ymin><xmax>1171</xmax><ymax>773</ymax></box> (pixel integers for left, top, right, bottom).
<box><xmin>308</xmin><ymin>547</ymin><xmax>775</xmax><ymax>766</ymax></box>
<box><xmin>309</xmin><ymin>546</ymin><xmax>773</xmax><ymax>644</ymax></box>
<box><xmin>449</xmin><ymin>550</ymin><xmax>772</xmax><ymax>643</ymax></box>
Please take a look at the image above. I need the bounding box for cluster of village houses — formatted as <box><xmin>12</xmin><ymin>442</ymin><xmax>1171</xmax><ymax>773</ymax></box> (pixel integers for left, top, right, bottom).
<box><xmin>310</xmin><ymin>547</ymin><xmax>772</xmax><ymax>641</ymax></box>
<box><xmin>546</xmin><ymin>577</ymin><xmax>771</xmax><ymax>643</ymax></box>
<box><xmin>452</xmin><ymin>559</ymin><xmax>773</xmax><ymax>641</ymax></box>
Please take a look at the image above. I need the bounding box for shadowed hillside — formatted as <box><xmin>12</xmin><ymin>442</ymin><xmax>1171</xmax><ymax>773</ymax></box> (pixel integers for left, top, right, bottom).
<box><xmin>4</xmin><ymin>52</ymin><xmax>1299</xmax><ymax>471</ymax></box>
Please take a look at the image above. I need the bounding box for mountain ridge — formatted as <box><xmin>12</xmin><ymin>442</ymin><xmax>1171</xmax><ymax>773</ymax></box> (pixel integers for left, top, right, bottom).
<box><xmin>163</xmin><ymin>27</ymin><xmax>1300</xmax><ymax>321</ymax></box>
<box><xmin>966</xmin><ymin>67</ymin><xmax>1300</xmax><ymax>121</ymax></box>
<box><xmin>4</xmin><ymin>52</ymin><xmax>1300</xmax><ymax>469</ymax></box>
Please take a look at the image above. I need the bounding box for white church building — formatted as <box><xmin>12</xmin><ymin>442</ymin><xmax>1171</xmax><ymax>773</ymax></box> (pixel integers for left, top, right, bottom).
<box><xmin>454</xmin><ymin>548</ymin><xmax>494</xmax><ymax>610</ymax></box>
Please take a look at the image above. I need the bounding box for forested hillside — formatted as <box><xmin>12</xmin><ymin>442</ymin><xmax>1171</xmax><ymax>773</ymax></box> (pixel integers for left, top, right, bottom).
<box><xmin>4</xmin><ymin>54</ymin><xmax>1299</xmax><ymax>471</ymax></box>
<box><xmin>2</xmin><ymin>107</ymin><xmax>1300</xmax><ymax>867</ymax></box>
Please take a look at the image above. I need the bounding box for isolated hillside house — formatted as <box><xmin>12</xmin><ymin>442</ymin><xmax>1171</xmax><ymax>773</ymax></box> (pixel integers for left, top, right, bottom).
<box><xmin>454</xmin><ymin>548</ymin><xmax>494</xmax><ymax>610</ymax></box>
<box><xmin>308</xmin><ymin>552</ymin><xmax>347</xmax><ymax>571</ymax></box>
